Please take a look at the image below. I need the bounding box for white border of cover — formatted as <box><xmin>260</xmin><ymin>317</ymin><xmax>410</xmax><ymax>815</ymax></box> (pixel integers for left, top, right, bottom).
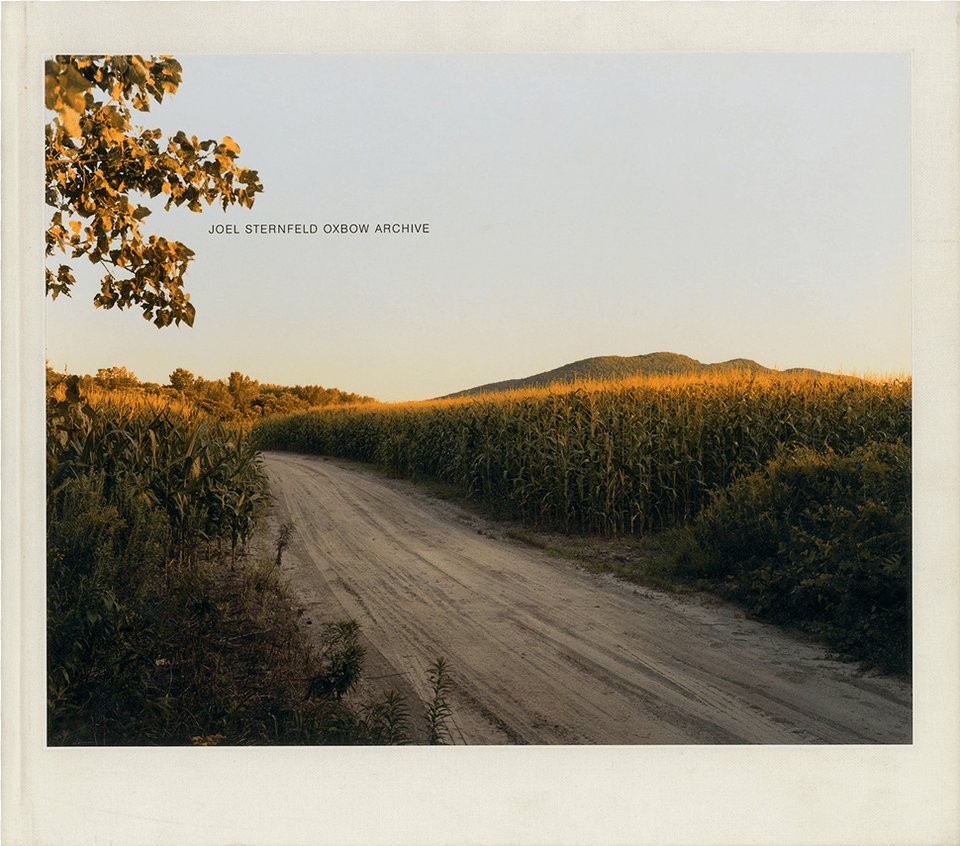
<box><xmin>3</xmin><ymin>3</ymin><xmax>958</xmax><ymax>845</ymax></box>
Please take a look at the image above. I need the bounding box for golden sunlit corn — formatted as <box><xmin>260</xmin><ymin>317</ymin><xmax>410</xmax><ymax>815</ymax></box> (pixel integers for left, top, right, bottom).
<box><xmin>252</xmin><ymin>370</ymin><xmax>911</xmax><ymax>534</ymax></box>
<box><xmin>48</xmin><ymin>381</ymin><xmax>267</xmax><ymax>558</ymax></box>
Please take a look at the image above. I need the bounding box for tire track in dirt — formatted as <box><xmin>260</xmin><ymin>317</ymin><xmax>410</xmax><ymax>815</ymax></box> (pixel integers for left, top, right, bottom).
<box><xmin>262</xmin><ymin>452</ymin><xmax>912</xmax><ymax>745</ymax></box>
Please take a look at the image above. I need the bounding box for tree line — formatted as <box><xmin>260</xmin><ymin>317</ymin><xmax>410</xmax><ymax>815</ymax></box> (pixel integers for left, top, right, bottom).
<box><xmin>47</xmin><ymin>364</ymin><xmax>376</xmax><ymax>421</ymax></box>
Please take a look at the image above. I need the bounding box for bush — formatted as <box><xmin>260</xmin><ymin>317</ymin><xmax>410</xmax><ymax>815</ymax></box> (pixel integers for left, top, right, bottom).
<box><xmin>47</xmin><ymin>473</ymin><xmax>175</xmax><ymax>742</ymax></box>
<box><xmin>669</xmin><ymin>440</ymin><xmax>911</xmax><ymax>674</ymax></box>
<box><xmin>46</xmin><ymin>478</ymin><xmax>430</xmax><ymax>745</ymax></box>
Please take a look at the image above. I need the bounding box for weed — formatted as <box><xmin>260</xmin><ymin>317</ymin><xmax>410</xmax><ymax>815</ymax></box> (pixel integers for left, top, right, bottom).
<box><xmin>426</xmin><ymin>656</ymin><xmax>454</xmax><ymax>744</ymax></box>
<box><xmin>366</xmin><ymin>689</ymin><xmax>412</xmax><ymax>745</ymax></box>
<box><xmin>307</xmin><ymin>621</ymin><xmax>366</xmax><ymax>702</ymax></box>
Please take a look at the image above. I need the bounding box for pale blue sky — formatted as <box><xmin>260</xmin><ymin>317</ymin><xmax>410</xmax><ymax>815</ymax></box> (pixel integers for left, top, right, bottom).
<box><xmin>45</xmin><ymin>53</ymin><xmax>911</xmax><ymax>402</ymax></box>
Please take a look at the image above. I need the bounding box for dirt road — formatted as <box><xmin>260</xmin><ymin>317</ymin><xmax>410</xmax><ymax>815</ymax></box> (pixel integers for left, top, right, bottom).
<box><xmin>261</xmin><ymin>451</ymin><xmax>912</xmax><ymax>745</ymax></box>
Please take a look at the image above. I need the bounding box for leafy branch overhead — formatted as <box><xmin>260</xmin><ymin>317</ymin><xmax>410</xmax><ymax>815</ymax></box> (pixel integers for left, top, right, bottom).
<box><xmin>45</xmin><ymin>55</ymin><xmax>263</xmax><ymax>328</ymax></box>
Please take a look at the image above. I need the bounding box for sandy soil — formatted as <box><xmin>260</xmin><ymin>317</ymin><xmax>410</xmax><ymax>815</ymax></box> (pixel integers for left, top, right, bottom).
<box><xmin>260</xmin><ymin>451</ymin><xmax>912</xmax><ymax>745</ymax></box>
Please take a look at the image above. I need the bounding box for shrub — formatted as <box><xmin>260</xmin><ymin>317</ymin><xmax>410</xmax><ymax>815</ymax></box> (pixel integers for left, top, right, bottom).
<box><xmin>47</xmin><ymin>473</ymin><xmax>175</xmax><ymax>742</ymax></box>
<box><xmin>676</xmin><ymin>440</ymin><xmax>911</xmax><ymax>674</ymax></box>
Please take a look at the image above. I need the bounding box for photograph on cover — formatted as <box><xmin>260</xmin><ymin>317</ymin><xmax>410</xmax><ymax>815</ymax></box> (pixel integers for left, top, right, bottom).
<box><xmin>44</xmin><ymin>51</ymin><xmax>912</xmax><ymax>747</ymax></box>
<box><xmin>6</xmin><ymin>3</ymin><xmax>959</xmax><ymax>845</ymax></box>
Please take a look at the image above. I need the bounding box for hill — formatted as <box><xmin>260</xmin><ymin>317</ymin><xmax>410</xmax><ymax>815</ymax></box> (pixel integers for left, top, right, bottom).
<box><xmin>440</xmin><ymin>353</ymin><xmax>833</xmax><ymax>399</ymax></box>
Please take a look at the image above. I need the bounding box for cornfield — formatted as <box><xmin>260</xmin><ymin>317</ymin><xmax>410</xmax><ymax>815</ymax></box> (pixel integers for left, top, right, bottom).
<box><xmin>252</xmin><ymin>372</ymin><xmax>911</xmax><ymax>534</ymax></box>
<box><xmin>48</xmin><ymin>379</ymin><xmax>201</xmax><ymax>421</ymax></box>
<box><xmin>48</xmin><ymin>376</ymin><xmax>268</xmax><ymax>557</ymax></box>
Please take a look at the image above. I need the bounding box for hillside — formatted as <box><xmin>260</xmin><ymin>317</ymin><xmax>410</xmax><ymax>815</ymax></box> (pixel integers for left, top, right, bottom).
<box><xmin>440</xmin><ymin>353</ymin><xmax>832</xmax><ymax>399</ymax></box>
